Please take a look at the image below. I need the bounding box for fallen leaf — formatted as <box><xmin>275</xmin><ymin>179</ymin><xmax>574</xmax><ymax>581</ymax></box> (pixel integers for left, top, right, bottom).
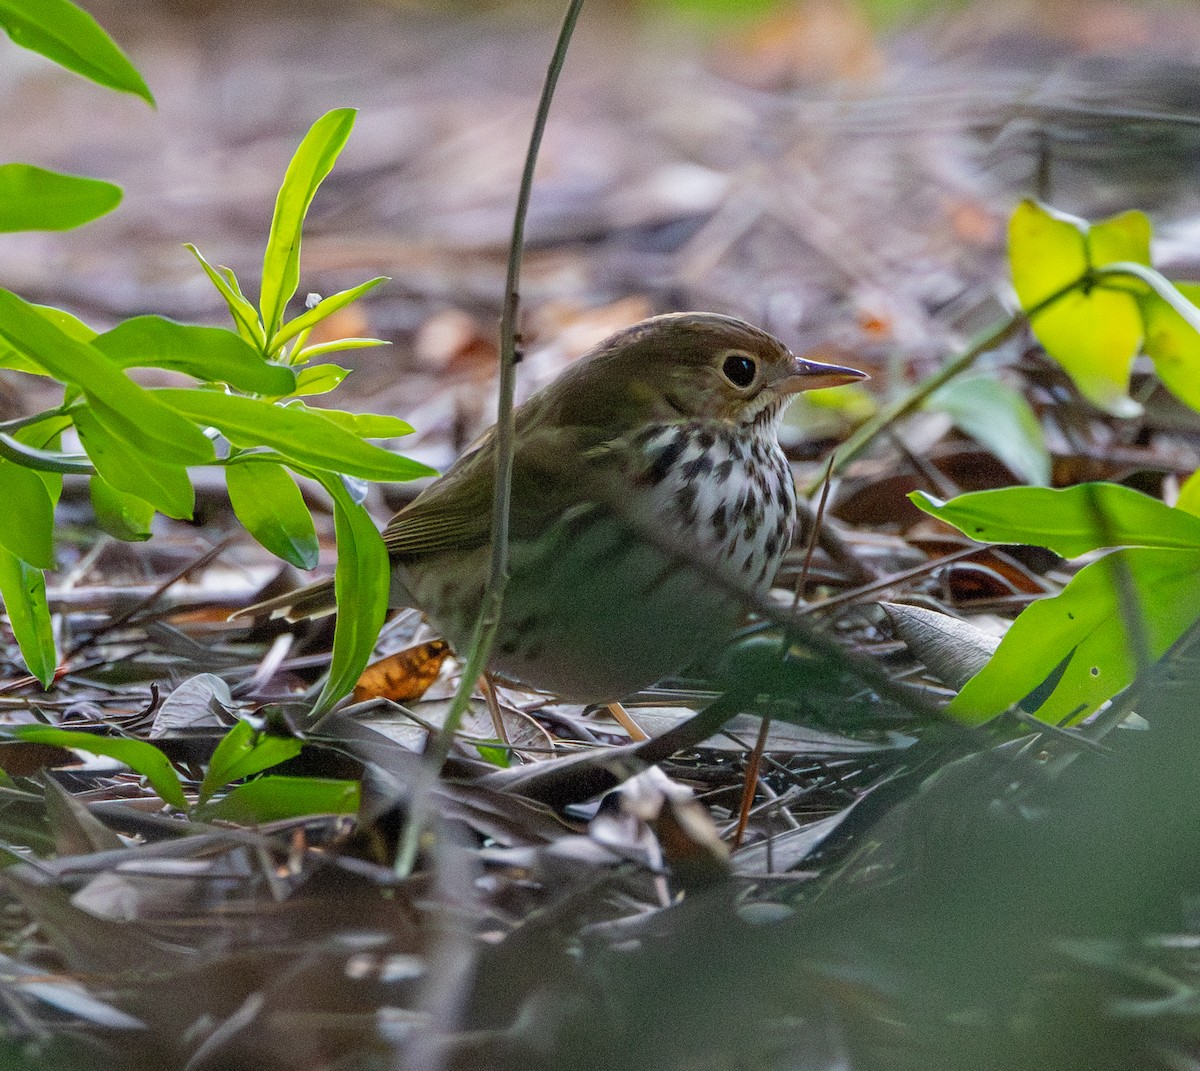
<box><xmin>352</xmin><ymin>639</ymin><xmax>451</xmax><ymax>703</ymax></box>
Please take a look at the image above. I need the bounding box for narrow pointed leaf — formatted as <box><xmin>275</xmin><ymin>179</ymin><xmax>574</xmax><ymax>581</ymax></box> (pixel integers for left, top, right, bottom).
<box><xmin>12</xmin><ymin>727</ymin><xmax>186</xmax><ymax>808</ymax></box>
<box><xmin>305</xmin><ymin>406</ymin><xmax>415</xmax><ymax>440</ymax></box>
<box><xmin>185</xmin><ymin>245</ymin><xmax>266</xmax><ymax>348</ymax></box>
<box><xmin>74</xmin><ymin>406</ymin><xmax>194</xmax><ymax>519</ymax></box>
<box><xmin>0</xmin><ymin>0</ymin><xmax>153</xmax><ymax>102</ymax></box>
<box><xmin>313</xmin><ymin>472</ymin><xmax>390</xmax><ymax>714</ymax></box>
<box><xmin>910</xmin><ymin>484</ymin><xmax>1200</xmax><ymax>557</ymax></box>
<box><xmin>260</xmin><ymin>109</ymin><xmax>357</xmax><ymax>337</ymax></box>
<box><xmin>0</xmin><ymin>548</ymin><xmax>55</xmax><ymax>686</ymax></box>
<box><xmin>293</xmin><ymin>338</ymin><xmax>387</xmax><ymax>361</ymax></box>
<box><xmin>0</xmin><ymin>289</ymin><xmax>212</xmax><ymax>464</ymax></box>
<box><xmin>271</xmin><ymin>276</ymin><xmax>387</xmax><ymax>352</ymax></box>
<box><xmin>199</xmin><ymin>717</ymin><xmax>303</xmax><ymax>803</ymax></box>
<box><xmin>0</xmin><ymin>165</ymin><xmax>121</xmax><ymax>232</ymax></box>
<box><xmin>93</xmin><ymin>316</ymin><xmax>296</xmax><ymax>394</ymax></box>
<box><xmin>289</xmin><ymin>364</ymin><xmax>350</xmax><ymax>397</ymax></box>
<box><xmin>202</xmin><ymin>776</ymin><xmax>359</xmax><ymax>823</ymax></box>
<box><xmin>225</xmin><ymin>459</ymin><xmax>318</xmax><ymax>569</ymax></box>
<box><xmin>153</xmin><ymin>389</ymin><xmax>434</xmax><ymax>481</ymax></box>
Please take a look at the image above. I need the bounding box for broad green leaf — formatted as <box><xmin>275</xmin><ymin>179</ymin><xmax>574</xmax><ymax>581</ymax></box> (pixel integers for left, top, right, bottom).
<box><xmin>305</xmin><ymin>406</ymin><xmax>415</xmax><ymax>440</ymax></box>
<box><xmin>198</xmin><ymin>717</ymin><xmax>303</xmax><ymax>803</ymax></box>
<box><xmin>0</xmin><ymin>459</ymin><xmax>54</xmax><ymax>568</ymax></box>
<box><xmin>290</xmin><ymin>364</ymin><xmax>350</xmax><ymax>397</ymax></box>
<box><xmin>153</xmin><ymin>389</ymin><xmax>434</xmax><ymax>481</ymax></box>
<box><xmin>1009</xmin><ymin>200</ymin><xmax>1088</xmax><ymax>309</ymax></box>
<box><xmin>12</xmin><ymin>727</ymin><xmax>186</xmax><ymax>809</ymax></box>
<box><xmin>293</xmin><ymin>338</ymin><xmax>387</xmax><ymax>361</ymax></box>
<box><xmin>74</xmin><ymin>406</ymin><xmax>194</xmax><ymax>519</ymax></box>
<box><xmin>185</xmin><ymin>245</ymin><xmax>266</xmax><ymax>349</ymax></box>
<box><xmin>0</xmin><ymin>303</ymin><xmax>97</xmax><ymax>373</ymax></box>
<box><xmin>0</xmin><ymin>290</ymin><xmax>212</xmax><ymax>465</ymax></box>
<box><xmin>202</xmin><ymin>775</ymin><xmax>359</xmax><ymax>823</ymax></box>
<box><xmin>312</xmin><ymin>472</ymin><xmax>390</xmax><ymax>714</ymax></box>
<box><xmin>1086</xmin><ymin>209</ymin><xmax>1152</xmax><ymax>284</ymax></box>
<box><xmin>260</xmin><ymin>109</ymin><xmax>357</xmax><ymax>338</ymax></box>
<box><xmin>1008</xmin><ymin>201</ymin><xmax>1143</xmax><ymax>417</ymax></box>
<box><xmin>89</xmin><ymin>475</ymin><xmax>154</xmax><ymax>541</ymax></box>
<box><xmin>950</xmin><ymin>548</ymin><xmax>1200</xmax><ymax>725</ymax></box>
<box><xmin>1142</xmin><ymin>282</ymin><xmax>1200</xmax><ymax>411</ymax></box>
<box><xmin>910</xmin><ymin>483</ymin><xmax>1200</xmax><ymax>557</ymax></box>
<box><xmin>0</xmin><ymin>165</ymin><xmax>121</xmax><ymax>232</ymax></box>
<box><xmin>1028</xmin><ymin>287</ymin><xmax>1142</xmax><ymax>417</ymax></box>
<box><xmin>225</xmin><ymin>459</ymin><xmax>318</xmax><ymax>569</ymax></box>
<box><xmin>0</xmin><ymin>548</ymin><xmax>55</xmax><ymax>686</ymax></box>
<box><xmin>0</xmin><ymin>0</ymin><xmax>153</xmax><ymax>102</ymax></box>
<box><xmin>93</xmin><ymin>316</ymin><xmax>296</xmax><ymax>394</ymax></box>
<box><xmin>271</xmin><ymin>276</ymin><xmax>387</xmax><ymax>352</ymax></box>
<box><xmin>929</xmin><ymin>375</ymin><xmax>1051</xmax><ymax>486</ymax></box>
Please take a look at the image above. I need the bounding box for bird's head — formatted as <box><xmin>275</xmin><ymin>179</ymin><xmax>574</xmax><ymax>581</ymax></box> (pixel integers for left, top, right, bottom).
<box><xmin>545</xmin><ymin>312</ymin><xmax>867</xmax><ymax>432</ymax></box>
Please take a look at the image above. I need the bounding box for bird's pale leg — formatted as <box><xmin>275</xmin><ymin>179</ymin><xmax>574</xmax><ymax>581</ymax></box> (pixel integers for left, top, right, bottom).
<box><xmin>606</xmin><ymin>702</ymin><xmax>650</xmax><ymax>742</ymax></box>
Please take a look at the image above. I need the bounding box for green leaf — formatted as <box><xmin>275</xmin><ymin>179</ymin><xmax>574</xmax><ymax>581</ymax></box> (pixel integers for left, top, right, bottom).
<box><xmin>0</xmin><ymin>304</ymin><xmax>96</xmax><ymax>373</ymax></box>
<box><xmin>950</xmin><ymin>548</ymin><xmax>1200</xmax><ymax>725</ymax></box>
<box><xmin>12</xmin><ymin>727</ymin><xmax>186</xmax><ymax>809</ymax></box>
<box><xmin>929</xmin><ymin>375</ymin><xmax>1051</xmax><ymax>486</ymax></box>
<box><xmin>198</xmin><ymin>717</ymin><xmax>303</xmax><ymax>803</ymax></box>
<box><xmin>293</xmin><ymin>338</ymin><xmax>387</xmax><ymax>361</ymax></box>
<box><xmin>92</xmin><ymin>316</ymin><xmax>296</xmax><ymax>395</ymax></box>
<box><xmin>74</xmin><ymin>406</ymin><xmax>194</xmax><ymax>519</ymax></box>
<box><xmin>202</xmin><ymin>775</ymin><xmax>359</xmax><ymax>824</ymax></box>
<box><xmin>184</xmin><ymin>245</ymin><xmax>265</xmax><ymax>348</ymax></box>
<box><xmin>260</xmin><ymin>109</ymin><xmax>357</xmax><ymax>339</ymax></box>
<box><xmin>1008</xmin><ymin>201</ymin><xmax>1143</xmax><ymax>417</ymax></box>
<box><xmin>225</xmin><ymin>459</ymin><xmax>318</xmax><ymax>569</ymax></box>
<box><xmin>1177</xmin><ymin>468</ymin><xmax>1200</xmax><ymax>519</ymax></box>
<box><xmin>89</xmin><ymin>475</ymin><xmax>154</xmax><ymax>541</ymax></box>
<box><xmin>304</xmin><ymin>406</ymin><xmax>415</xmax><ymax>440</ymax></box>
<box><xmin>1142</xmin><ymin>281</ymin><xmax>1200</xmax><ymax>412</ymax></box>
<box><xmin>153</xmin><ymin>389</ymin><xmax>434</xmax><ymax>481</ymax></box>
<box><xmin>14</xmin><ymin>414</ymin><xmax>71</xmax><ymax>505</ymax></box>
<box><xmin>0</xmin><ymin>548</ymin><xmax>55</xmax><ymax>686</ymax></box>
<box><xmin>289</xmin><ymin>364</ymin><xmax>350</xmax><ymax>397</ymax></box>
<box><xmin>271</xmin><ymin>276</ymin><xmax>387</xmax><ymax>353</ymax></box>
<box><xmin>910</xmin><ymin>483</ymin><xmax>1200</xmax><ymax>558</ymax></box>
<box><xmin>312</xmin><ymin>472</ymin><xmax>390</xmax><ymax>715</ymax></box>
<box><xmin>1009</xmin><ymin>200</ymin><xmax>1088</xmax><ymax>308</ymax></box>
<box><xmin>0</xmin><ymin>164</ymin><xmax>121</xmax><ymax>232</ymax></box>
<box><xmin>0</xmin><ymin>0</ymin><xmax>153</xmax><ymax>103</ymax></box>
<box><xmin>0</xmin><ymin>459</ymin><xmax>55</xmax><ymax>568</ymax></box>
<box><xmin>1086</xmin><ymin>209</ymin><xmax>1153</xmax><ymax>286</ymax></box>
<box><xmin>0</xmin><ymin>289</ymin><xmax>213</xmax><ymax>465</ymax></box>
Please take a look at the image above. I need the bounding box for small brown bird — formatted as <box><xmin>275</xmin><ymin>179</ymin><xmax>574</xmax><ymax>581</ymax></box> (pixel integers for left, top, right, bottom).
<box><xmin>260</xmin><ymin>312</ymin><xmax>865</xmax><ymax>703</ymax></box>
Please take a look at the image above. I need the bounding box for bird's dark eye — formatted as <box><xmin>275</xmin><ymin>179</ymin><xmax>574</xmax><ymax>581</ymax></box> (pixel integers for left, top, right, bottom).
<box><xmin>721</xmin><ymin>352</ymin><xmax>757</xmax><ymax>389</ymax></box>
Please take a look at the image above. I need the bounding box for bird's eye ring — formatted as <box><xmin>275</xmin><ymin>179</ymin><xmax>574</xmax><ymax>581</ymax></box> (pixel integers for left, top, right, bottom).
<box><xmin>721</xmin><ymin>352</ymin><xmax>757</xmax><ymax>389</ymax></box>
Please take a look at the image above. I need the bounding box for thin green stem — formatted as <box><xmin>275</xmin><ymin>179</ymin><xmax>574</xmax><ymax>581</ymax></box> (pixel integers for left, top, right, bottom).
<box><xmin>394</xmin><ymin>0</ymin><xmax>586</xmax><ymax>879</ymax></box>
<box><xmin>0</xmin><ymin>433</ymin><xmax>92</xmax><ymax>474</ymax></box>
<box><xmin>808</xmin><ymin>274</ymin><xmax>1087</xmax><ymax>495</ymax></box>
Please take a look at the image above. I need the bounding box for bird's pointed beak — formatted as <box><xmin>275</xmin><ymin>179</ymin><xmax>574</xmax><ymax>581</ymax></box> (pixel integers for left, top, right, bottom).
<box><xmin>779</xmin><ymin>355</ymin><xmax>869</xmax><ymax>394</ymax></box>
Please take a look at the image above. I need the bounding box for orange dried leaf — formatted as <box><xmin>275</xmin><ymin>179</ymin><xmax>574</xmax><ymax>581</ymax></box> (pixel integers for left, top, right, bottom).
<box><xmin>352</xmin><ymin>639</ymin><xmax>450</xmax><ymax>703</ymax></box>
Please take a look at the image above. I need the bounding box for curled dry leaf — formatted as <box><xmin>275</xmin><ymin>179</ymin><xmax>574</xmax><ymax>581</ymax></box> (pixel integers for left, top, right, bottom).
<box><xmin>352</xmin><ymin>639</ymin><xmax>451</xmax><ymax>704</ymax></box>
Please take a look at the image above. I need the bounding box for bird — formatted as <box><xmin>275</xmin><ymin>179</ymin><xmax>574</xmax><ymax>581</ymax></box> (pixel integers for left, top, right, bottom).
<box><xmin>249</xmin><ymin>312</ymin><xmax>866</xmax><ymax>704</ymax></box>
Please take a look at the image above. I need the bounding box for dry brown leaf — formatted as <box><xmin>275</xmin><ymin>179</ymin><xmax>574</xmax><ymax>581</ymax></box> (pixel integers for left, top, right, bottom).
<box><xmin>353</xmin><ymin>639</ymin><xmax>451</xmax><ymax>704</ymax></box>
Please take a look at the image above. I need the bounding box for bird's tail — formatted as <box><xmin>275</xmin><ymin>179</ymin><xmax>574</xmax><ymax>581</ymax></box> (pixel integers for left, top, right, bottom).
<box><xmin>230</xmin><ymin>576</ymin><xmax>338</xmax><ymax>623</ymax></box>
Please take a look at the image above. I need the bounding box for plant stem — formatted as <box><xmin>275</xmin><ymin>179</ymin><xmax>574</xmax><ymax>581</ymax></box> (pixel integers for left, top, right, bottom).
<box><xmin>808</xmin><ymin>275</ymin><xmax>1086</xmax><ymax>495</ymax></box>
<box><xmin>394</xmin><ymin>0</ymin><xmax>586</xmax><ymax>879</ymax></box>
